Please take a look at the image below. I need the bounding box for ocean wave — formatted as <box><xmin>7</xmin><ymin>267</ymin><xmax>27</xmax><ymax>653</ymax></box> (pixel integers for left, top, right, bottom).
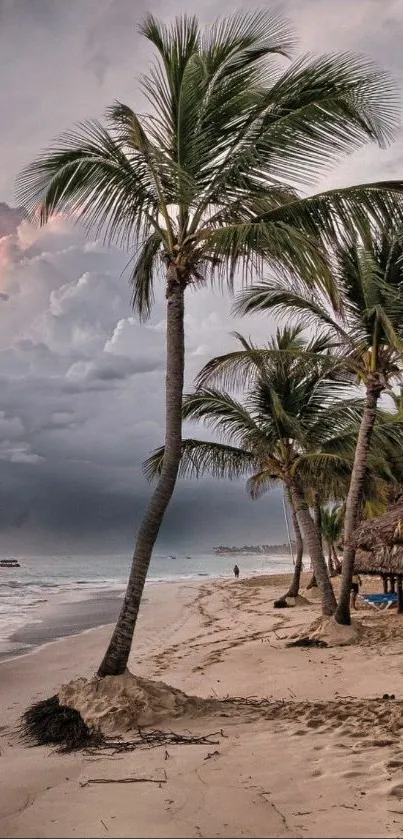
<box><xmin>0</xmin><ymin>552</ymin><xmax>294</xmax><ymax>653</ymax></box>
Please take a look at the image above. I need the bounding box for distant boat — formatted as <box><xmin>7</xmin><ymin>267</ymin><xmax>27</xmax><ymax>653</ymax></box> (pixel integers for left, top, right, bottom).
<box><xmin>186</xmin><ymin>556</ymin><xmax>191</xmax><ymax>560</ymax></box>
<box><xmin>169</xmin><ymin>555</ymin><xmax>176</xmax><ymax>560</ymax></box>
<box><xmin>0</xmin><ymin>559</ymin><xmax>20</xmax><ymax>568</ymax></box>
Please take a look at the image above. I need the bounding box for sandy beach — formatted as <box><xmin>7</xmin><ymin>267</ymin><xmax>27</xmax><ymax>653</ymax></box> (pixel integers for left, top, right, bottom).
<box><xmin>2</xmin><ymin>572</ymin><xmax>403</xmax><ymax>838</ymax></box>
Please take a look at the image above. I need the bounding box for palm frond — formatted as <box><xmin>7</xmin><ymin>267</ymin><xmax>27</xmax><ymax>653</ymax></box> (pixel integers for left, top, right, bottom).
<box><xmin>139</xmin><ymin>13</ymin><xmax>200</xmax><ymax>149</ymax></box>
<box><xmin>108</xmin><ymin>100</ymin><xmax>198</xmax><ymax>213</ymax></box>
<box><xmin>260</xmin><ymin>181</ymin><xmax>403</xmax><ymax>248</ymax></box>
<box><xmin>143</xmin><ymin>438</ymin><xmax>256</xmax><ymax>481</ymax></box>
<box><xmin>253</xmin><ymin>53</ymin><xmax>400</xmax><ymax>186</ymax></box>
<box><xmin>246</xmin><ymin>469</ymin><xmax>280</xmax><ymax>499</ymax></box>
<box><xmin>295</xmin><ymin>451</ymin><xmax>352</xmax><ymax>481</ymax></box>
<box><xmin>201</xmin><ymin>9</ymin><xmax>295</xmax><ymax>64</ymax></box>
<box><xmin>198</xmin><ymin>216</ymin><xmax>334</xmax><ymax>297</ymax></box>
<box><xmin>191</xmin><ymin>48</ymin><xmax>401</xmax><ymax>222</ymax></box>
<box><xmin>234</xmin><ymin>279</ymin><xmax>349</xmax><ymax>341</ymax></box>
<box><xmin>130</xmin><ymin>230</ymin><xmax>163</xmax><ymax>320</ymax></box>
<box><xmin>182</xmin><ymin>389</ymin><xmax>274</xmax><ymax>452</ymax></box>
<box><xmin>195</xmin><ymin>328</ymin><xmax>340</xmax><ymax>392</ymax></box>
<box><xmin>321</xmin><ymin>505</ymin><xmax>343</xmax><ymax>542</ymax></box>
<box><xmin>16</xmin><ymin>121</ymin><xmax>160</xmax><ymax>249</ymax></box>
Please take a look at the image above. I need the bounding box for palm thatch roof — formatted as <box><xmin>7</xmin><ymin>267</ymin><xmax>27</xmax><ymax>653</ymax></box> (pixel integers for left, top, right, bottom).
<box><xmin>352</xmin><ymin>504</ymin><xmax>403</xmax><ymax>575</ymax></box>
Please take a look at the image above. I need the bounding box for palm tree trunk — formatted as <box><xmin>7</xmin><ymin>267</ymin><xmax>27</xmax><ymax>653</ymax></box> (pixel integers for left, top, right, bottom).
<box><xmin>313</xmin><ymin>493</ymin><xmax>323</xmax><ymax>547</ymax></box>
<box><xmin>332</xmin><ymin>545</ymin><xmax>342</xmax><ymax>574</ymax></box>
<box><xmin>328</xmin><ymin>544</ymin><xmax>335</xmax><ymax>577</ymax></box>
<box><xmin>98</xmin><ymin>280</ymin><xmax>185</xmax><ymax>676</ymax></box>
<box><xmin>305</xmin><ymin>493</ymin><xmax>322</xmax><ymax>589</ymax></box>
<box><xmin>334</xmin><ymin>383</ymin><xmax>381</xmax><ymax>626</ymax></box>
<box><xmin>288</xmin><ymin>479</ymin><xmax>337</xmax><ymax>616</ymax></box>
<box><xmin>283</xmin><ymin>496</ymin><xmax>304</xmax><ymax>599</ymax></box>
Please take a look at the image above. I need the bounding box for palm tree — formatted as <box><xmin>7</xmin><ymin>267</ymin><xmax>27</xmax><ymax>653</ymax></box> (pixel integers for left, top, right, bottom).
<box><xmin>146</xmin><ymin>327</ymin><xmax>369</xmax><ymax>616</ymax></box>
<box><xmin>304</xmin><ymin>459</ymin><xmax>391</xmax><ymax>581</ymax></box>
<box><xmin>304</xmin><ymin>488</ymin><xmax>324</xmax><ymax>589</ymax></box>
<box><xmin>236</xmin><ymin>232</ymin><xmax>403</xmax><ymax>625</ymax></box>
<box><xmin>321</xmin><ymin>506</ymin><xmax>343</xmax><ymax>576</ymax></box>
<box><xmin>283</xmin><ymin>492</ymin><xmax>305</xmax><ymax>600</ymax></box>
<box><xmin>249</xmin><ymin>482</ymin><xmax>305</xmax><ymax>604</ymax></box>
<box><xmin>16</xmin><ymin>13</ymin><xmax>403</xmax><ymax>675</ymax></box>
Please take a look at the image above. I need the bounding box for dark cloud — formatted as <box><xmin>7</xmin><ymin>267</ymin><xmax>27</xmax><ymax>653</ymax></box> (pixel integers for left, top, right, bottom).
<box><xmin>1</xmin><ymin>1</ymin><xmax>403</xmax><ymax>552</ymax></box>
<box><xmin>0</xmin><ymin>454</ymin><xmax>285</xmax><ymax>553</ymax></box>
<box><xmin>0</xmin><ymin>209</ymin><xmax>288</xmax><ymax>551</ymax></box>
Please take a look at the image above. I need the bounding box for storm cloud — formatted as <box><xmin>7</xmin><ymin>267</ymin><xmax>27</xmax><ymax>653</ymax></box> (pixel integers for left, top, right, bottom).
<box><xmin>0</xmin><ymin>0</ymin><xmax>402</xmax><ymax>552</ymax></box>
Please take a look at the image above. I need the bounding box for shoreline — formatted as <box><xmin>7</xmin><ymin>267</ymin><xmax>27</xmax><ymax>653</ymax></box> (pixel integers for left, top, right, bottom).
<box><xmin>0</xmin><ymin>565</ymin><xmax>296</xmax><ymax>664</ymax></box>
<box><xmin>0</xmin><ymin>579</ymin><xmax>203</xmax><ymax>665</ymax></box>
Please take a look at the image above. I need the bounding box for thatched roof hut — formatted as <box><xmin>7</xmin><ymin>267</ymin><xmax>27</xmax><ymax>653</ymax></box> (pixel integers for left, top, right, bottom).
<box><xmin>352</xmin><ymin>504</ymin><xmax>403</xmax><ymax>576</ymax></box>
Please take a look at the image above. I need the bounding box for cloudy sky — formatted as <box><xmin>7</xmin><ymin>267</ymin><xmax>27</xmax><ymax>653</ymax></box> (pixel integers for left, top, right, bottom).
<box><xmin>0</xmin><ymin>0</ymin><xmax>403</xmax><ymax>555</ymax></box>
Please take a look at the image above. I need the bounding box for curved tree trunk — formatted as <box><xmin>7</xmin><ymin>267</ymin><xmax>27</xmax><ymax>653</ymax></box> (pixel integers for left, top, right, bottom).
<box><xmin>288</xmin><ymin>479</ymin><xmax>337</xmax><ymax>616</ymax></box>
<box><xmin>283</xmin><ymin>496</ymin><xmax>304</xmax><ymax>599</ymax></box>
<box><xmin>306</xmin><ymin>574</ymin><xmax>317</xmax><ymax>589</ymax></box>
<box><xmin>98</xmin><ymin>281</ymin><xmax>185</xmax><ymax>676</ymax></box>
<box><xmin>334</xmin><ymin>383</ymin><xmax>381</xmax><ymax>626</ymax></box>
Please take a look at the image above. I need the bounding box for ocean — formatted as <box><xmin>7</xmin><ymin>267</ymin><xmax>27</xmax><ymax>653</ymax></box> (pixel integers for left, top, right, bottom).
<box><xmin>0</xmin><ymin>551</ymin><xmax>294</xmax><ymax>657</ymax></box>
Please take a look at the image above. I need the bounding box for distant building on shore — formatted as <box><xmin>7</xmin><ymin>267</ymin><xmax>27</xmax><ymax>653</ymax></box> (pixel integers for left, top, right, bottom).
<box><xmin>212</xmin><ymin>543</ymin><xmax>296</xmax><ymax>556</ymax></box>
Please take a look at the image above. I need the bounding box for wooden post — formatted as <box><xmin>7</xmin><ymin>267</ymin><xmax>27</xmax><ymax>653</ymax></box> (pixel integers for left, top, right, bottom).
<box><xmin>397</xmin><ymin>577</ymin><xmax>403</xmax><ymax>614</ymax></box>
<box><xmin>382</xmin><ymin>574</ymin><xmax>388</xmax><ymax>594</ymax></box>
<box><xmin>390</xmin><ymin>575</ymin><xmax>396</xmax><ymax>594</ymax></box>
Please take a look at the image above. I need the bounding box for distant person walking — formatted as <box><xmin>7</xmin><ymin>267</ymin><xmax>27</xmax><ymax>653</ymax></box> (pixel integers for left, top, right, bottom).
<box><xmin>233</xmin><ymin>564</ymin><xmax>240</xmax><ymax>579</ymax></box>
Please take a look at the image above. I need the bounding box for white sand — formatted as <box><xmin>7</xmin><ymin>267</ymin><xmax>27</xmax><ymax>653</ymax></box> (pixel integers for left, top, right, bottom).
<box><xmin>2</xmin><ymin>573</ymin><xmax>403</xmax><ymax>838</ymax></box>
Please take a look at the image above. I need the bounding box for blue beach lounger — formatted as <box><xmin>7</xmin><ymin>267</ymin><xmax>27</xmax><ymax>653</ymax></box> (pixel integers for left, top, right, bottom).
<box><xmin>360</xmin><ymin>592</ymin><xmax>397</xmax><ymax>610</ymax></box>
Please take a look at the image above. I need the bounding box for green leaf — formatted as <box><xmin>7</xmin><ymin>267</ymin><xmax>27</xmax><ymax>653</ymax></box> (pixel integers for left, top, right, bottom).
<box><xmin>247</xmin><ymin>469</ymin><xmax>280</xmax><ymax>499</ymax></box>
<box><xmin>143</xmin><ymin>438</ymin><xmax>256</xmax><ymax>481</ymax></box>
<box><xmin>130</xmin><ymin>230</ymin><xmax>163</xmax><ymax>320</ymax></box>
<box><xmin>16</xmin><ymin>121</ymin><xmax>159</xmax><ymax>248</ymax></box>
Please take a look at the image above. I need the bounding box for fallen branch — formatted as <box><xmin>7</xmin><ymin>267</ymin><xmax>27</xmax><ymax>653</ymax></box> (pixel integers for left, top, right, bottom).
<box><xmin>222</xmin><ymin>696</ymin><xmax>286</xmax><ymax>710</ymax></box>
<box><xmin>87</xmin><ymin>728</ymin><xmax>225</xmax><ymax>756</ymax></box>
<box><xmin>80</xmin><ymin>777</ymin><xmax>167</xmax><ymax>786</ymax></box>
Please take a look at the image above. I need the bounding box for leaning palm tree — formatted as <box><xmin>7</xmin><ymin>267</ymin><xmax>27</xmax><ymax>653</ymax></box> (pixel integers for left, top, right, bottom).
<box><xmin>236</xmin><ymin>232</ymin><xmax>403</xmax><ymax>625</ymax></box>
<box><xmin>16</xmin><ymin>12</ymin><xmax>403</xmax><ymax>674</ymax></box>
